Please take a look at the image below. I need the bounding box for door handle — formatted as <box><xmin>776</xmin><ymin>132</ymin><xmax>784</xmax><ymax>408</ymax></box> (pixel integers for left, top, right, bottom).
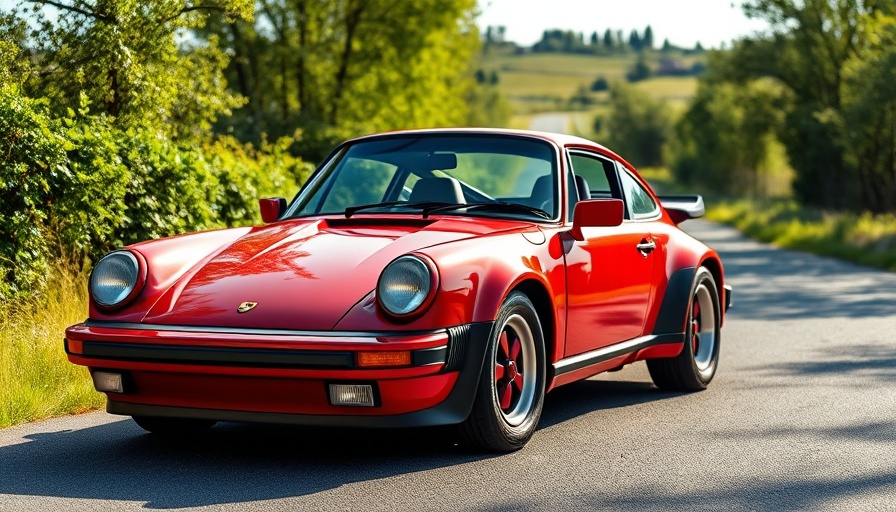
<box><xmin>636</xmin><ymin>239</ymin><xmax>656</xmax><ymax>256</ymax></box>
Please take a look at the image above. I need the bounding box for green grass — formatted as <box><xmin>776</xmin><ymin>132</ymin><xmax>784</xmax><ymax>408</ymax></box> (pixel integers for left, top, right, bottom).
<box><xmin>0</xmin><ymin>265</ymin><xmax>103</xmax><ymax>428</ymax></box>
<box><xmin>706</xmin><ymin>200</ymin><xmax>896</xmax><ymax>271</ymax></box>
<box><xmin>639</xmin><ymin>168</ymin><xmax>896</xmax><ymax>272</ymax></box>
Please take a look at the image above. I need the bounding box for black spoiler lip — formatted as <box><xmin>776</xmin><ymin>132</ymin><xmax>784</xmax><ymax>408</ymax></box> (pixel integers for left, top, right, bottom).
<box><xmin>659</xmin><ymin>194</ymin><xmax>705</xmax><ymax>223</ymax></box>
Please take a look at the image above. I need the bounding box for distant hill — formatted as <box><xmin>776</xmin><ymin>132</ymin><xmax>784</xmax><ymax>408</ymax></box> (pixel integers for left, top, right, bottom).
<box><xmin>477</xmin><ymin>47</ymin><xmax>706</xmax><ymax>134</ymax></box>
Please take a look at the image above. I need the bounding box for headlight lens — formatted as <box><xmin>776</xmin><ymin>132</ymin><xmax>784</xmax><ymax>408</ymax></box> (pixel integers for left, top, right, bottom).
<box><xmin>90</xmin><ymin>251</ymin><xmax>141</xmax><ymax>308</ymax></box>
<box><xmin>377</xmin><ymin>255</ymin><xmax>435</xmax><ymax>317</ymax></box>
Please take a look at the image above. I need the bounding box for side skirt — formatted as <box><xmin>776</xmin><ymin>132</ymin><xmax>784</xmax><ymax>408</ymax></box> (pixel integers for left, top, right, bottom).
<box><xmin>552</xmin><ymin>333</ymin><xmax>684</xmax><ymax>376</ymax></box>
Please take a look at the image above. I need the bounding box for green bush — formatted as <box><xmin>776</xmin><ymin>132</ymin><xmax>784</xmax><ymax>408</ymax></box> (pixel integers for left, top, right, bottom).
<box><xmin>0</xmin><ymin>86</ymin><xmax>311</xmax><ymax>301</ymax></box>
<box><xmin>1</xmin><ymin>85</ymin><xmax>70</xmax><ymax>299</ymax></box>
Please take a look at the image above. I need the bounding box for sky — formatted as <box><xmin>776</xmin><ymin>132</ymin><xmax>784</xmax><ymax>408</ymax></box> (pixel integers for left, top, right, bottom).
<box><xmin>476</xmin><ymin>0</ymin><xmax>770</xmax><ymax>49</ymax></box>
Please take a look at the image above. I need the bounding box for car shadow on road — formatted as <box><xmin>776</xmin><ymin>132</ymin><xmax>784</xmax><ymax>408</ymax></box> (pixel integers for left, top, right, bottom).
<box><xmin>0</xmin><ymin>378</ymin><xmax>671</xmax><ymax>509</ymax></box>
<box><xmin>0</xmin><ymin>419</ymin><xmax>483</xmax><ymax>509</ymax></box>
<box><xmin>538</xmin><ymin>377</ymin><xmax>676</xmax><ymax>429</ymax></box>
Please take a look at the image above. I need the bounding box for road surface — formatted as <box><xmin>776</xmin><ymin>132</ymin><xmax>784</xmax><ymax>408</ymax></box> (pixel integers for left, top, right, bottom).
<box><xmin>1</xmin><ymin>220</ymin><xmax>895</xmax><ymax>511</ymax></box>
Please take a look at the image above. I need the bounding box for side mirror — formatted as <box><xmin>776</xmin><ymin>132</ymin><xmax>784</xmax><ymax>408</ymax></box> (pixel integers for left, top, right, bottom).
<box><xmin>569</xmin><ymin>199</ymin><xmax>624</xmax><ymax>241</ymax></box>
<box><xmin>259</xmin><ymin>197</ymin><xmax>287</xmax><ymax>224</ymax></box>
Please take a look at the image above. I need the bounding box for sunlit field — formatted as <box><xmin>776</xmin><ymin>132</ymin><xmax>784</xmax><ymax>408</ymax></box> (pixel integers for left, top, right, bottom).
<box><xmin>481</xmin><ymin>50</ymin><xmax>700</xmax><ymax>115</ymax></box>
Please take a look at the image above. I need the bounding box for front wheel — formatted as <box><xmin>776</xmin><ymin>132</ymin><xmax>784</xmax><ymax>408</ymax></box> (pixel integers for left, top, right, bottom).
<box><xmin>132</xmin><ymin>416</ymin><xmax>217</xmax><ymax>436</ymax></box>
<box><xmin>647</xmin><ymin>267</ymin><xmax>721</xmax><ymax>391</ymax></box>
<box><xmin>460</xmin><ymin>292</ymin><xmax>546</xmax><ymax>452</ymax></box>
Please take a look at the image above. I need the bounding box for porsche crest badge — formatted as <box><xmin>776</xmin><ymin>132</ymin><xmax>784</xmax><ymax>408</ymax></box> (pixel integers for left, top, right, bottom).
<box><xmin>237</xmin><ymin>301</ymin><xmax>258</xmax><ymax>314</ymax></box>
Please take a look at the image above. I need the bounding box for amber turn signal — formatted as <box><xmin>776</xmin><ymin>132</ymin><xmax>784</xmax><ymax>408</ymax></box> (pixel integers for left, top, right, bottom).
<box><xmin>356</xmin><ymin>351</ymin><xmax>412</xmax><ymax>367</ymax></box>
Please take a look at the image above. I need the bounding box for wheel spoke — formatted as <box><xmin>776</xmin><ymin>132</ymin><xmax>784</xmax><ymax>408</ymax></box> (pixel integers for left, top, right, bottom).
<box><xmin>495</xmin><ymin>362</ymin><xmax>505</xmax><ymax>381</ymax></box>
<box><xmin>513</xmin><ymin>372</ymin><xmax>524</xmax><ymax>391</ymax></box>
<box><xmin>498</xmin><ymin>331</ymin><xmax>509</xmax><ymax>357</ymax></box>
<box><xmin>509</xmin><ymin>336</ymin><xmax>521</xmax><ymax>360</ymax></box>
<box><xmin>499</xmin><ymin>381</ymin><xmax>513</xmax><ymax>409</ymax></box>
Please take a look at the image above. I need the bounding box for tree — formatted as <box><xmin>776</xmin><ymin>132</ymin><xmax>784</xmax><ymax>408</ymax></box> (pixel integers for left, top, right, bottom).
<box><xmin>626</xmin><ymin>53</ymin><xmax>652</xmax><ymax>82</ymax></box>
<box><xmin>628</xmin><ymin>29</ymin><xmax>642</xmax><ymax>51</ymax></box>
<box><xmin>202</xmin><ymin>0</ymin><xmax>480</xmax><ymax>156</ymax></box>
<box><xmin>590</xmin><ymin>76</ymin><xmax>609</xmax><ymax>92</ymax></box>
<box><xmin>8</xmin><ymin>0</ymin><xmax>253</xmax><ymax>139</ymax></box>
<box><xmin>643</xmin><ymin>25</ymin><xmax>654</xmax><ymax>50</ymax></box>
<box><xmin>669</xmin><ymin>70</ymin><xmax>786</xmax><ymax>195</ymax></box>
<box><xmin>603</xmin><ymin>28</ymin><xmax>614</xmax><ymax>49</ymax></box>
<box><xmin>721</xmin><ymin>0</ymin><xmax>891</xmax><ymax>210</ymax></box>
<box><xmin>840</xmin><ymin>12</ymin><xmax>896</xmax><ymax>211</ymax></box>
<box><xmin>604</xmin><ymin>84</ymin><xmax>672</xmax><ymax>168</ymax></box>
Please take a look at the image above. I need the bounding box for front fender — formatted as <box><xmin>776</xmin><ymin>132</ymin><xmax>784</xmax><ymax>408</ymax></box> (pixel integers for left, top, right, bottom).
<box><xmin>334</xmin><ymin>231</ymin><xmax>564</xmax><ymax>332</ymax></box>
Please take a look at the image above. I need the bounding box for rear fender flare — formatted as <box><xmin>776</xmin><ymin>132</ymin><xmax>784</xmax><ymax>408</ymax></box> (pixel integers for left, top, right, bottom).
<box><xmin>651</xmin><ymin>266</ymin><xmax>696</xmax><ymax>336</ymax></box>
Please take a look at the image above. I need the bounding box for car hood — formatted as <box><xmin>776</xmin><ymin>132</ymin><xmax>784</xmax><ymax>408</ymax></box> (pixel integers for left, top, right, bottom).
<box><xmin>140</xmin><ymin>216</ymin><xmax>534</xmax><ymax>330</ymax></box>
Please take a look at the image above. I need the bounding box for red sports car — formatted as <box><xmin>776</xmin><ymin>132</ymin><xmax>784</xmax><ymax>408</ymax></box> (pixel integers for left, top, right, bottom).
<box><xmin>66</xmin><ymin>128</ymin><xmax>731</xmax><ymax>451</ymax></box>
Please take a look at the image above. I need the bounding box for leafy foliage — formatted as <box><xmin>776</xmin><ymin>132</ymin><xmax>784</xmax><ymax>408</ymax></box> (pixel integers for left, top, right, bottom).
<box><xmin>668</xmin><ymin>58</ymin><xmax>787</xmax><ymax>195</ymax></box>
<box><xmin>599</xmin><ymin>84</ymin><xmax>672</xmax><ymax>168</ymax></box>
<box><xmin>12</xmin><ymin>0</ymin><xmax>252</xmax><ymax>138</ymax></box>
<box><xmin>0</xmin><ymin>85</ymin><xmax>310</xmax><ymax>300</ymax></box>
<box><xmin>695</xmin><ymin>0</ymin><xmax>896</xmax><ymax>211</ymax></box>
<box><xmin>202</xmin><ymin>0</ymin><xmax>483</xmax><ymax>158</ymax></box>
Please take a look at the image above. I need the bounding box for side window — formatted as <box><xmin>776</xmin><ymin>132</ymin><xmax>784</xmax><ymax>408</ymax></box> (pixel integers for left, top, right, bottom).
<box><xmin>619</xmin><ymin>169</ymin><xmax>659</xmax><ymax>218</ymax></box>
<box><xmin>568</xmin><ymin>153</ymin><xmax>612</xmax><ymax>196</ymax></box>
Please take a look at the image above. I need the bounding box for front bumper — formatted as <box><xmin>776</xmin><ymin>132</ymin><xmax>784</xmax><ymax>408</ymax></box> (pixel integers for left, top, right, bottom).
<box><xmin>65</xmin><ymin>320</ymin><xmax>493</xmax><ymax>428</ymax></box>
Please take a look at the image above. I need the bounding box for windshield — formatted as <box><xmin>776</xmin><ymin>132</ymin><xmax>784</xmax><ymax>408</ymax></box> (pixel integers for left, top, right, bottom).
<box><xmin>288</xmin><ymin>134</ymin><xmax>559</xmax><ymax>221</ymax></box>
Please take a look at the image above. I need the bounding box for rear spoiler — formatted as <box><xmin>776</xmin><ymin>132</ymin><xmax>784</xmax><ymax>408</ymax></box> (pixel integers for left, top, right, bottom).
<box><xmin>659</xmin><ymin>195</ymin><xmax>705</xmax><ymax>224</ymax></box>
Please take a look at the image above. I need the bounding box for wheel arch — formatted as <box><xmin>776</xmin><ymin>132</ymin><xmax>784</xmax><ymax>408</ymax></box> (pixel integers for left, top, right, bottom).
<box><xmin>699</xmin><ymin>255</ymin><xmax>726</xmax><ymax>325</ymax></box>
<box><xmin>509</xmin><ymin>279</ymin><xmax>556</xmax><ymax>382</ymax></box>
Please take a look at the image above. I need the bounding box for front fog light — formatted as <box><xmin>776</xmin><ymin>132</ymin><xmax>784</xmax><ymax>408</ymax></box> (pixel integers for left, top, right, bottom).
<box><xmin>328</xmin><ymin>384</ymin><xmax>376</xmax><ymax>407</ymax></box>
<box><xmin>92</xmin><ymin>371</ymin><xmax>125</xmax><ymax>393</ymax></box>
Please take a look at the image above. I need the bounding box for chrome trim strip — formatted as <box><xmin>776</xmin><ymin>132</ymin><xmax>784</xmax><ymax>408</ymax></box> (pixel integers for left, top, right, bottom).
<box><xmin>82</xmin><ymin>319</ymin><xmax>447</xmax><ymax>339</ymax></box>
<box><xmin>553</xmin><ymin>333</ymin><xmax>684</xmax><ymax>375</ymax></box>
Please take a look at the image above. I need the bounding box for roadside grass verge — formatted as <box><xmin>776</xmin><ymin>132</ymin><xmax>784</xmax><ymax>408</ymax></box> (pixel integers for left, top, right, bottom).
<box><xmin>706</xmin><ymin>200</ymin><xmax>896</xmax><ymax>271</ymax></box>
<box><xmin>639</xmin><ymin>168</ymin><xmax>896</xmax><ymax>272</ymax></box>
<box><xmin>0</xmin><ymin>265</ymin><xmax>102</xmax><ymax>429</ymax></box>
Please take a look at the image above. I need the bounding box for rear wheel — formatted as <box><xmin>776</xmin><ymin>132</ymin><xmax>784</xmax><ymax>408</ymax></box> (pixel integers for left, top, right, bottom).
<box><xmin>132</xmin><ymin>416</ymin><xmax>217</xmax><ymax>436</ymax></box>
<box><xmin>647</xmin><ymin>267</ymin><xmax>720</xmax><ymax>391</ymax></box>
<box><xmin>460</xmin><ymin>292</ymin><xmax>546</xmax><ymax>452</ymax></box>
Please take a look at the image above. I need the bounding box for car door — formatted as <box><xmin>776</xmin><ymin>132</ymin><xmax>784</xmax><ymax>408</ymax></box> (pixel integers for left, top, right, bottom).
<box><xmin>564</xmin><ymin>151</ymin><xmax>657</xmax><ymax>356</ymax></box>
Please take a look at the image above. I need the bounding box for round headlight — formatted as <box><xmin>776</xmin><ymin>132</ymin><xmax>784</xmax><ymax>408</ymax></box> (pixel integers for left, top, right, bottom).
<box><xmin>377</xmin><ymin>255</ymin><xmax>436</xmax><ymax>317</ymax></box>
<box><xmin>90</xmin><ymin>251</ymin><xmax>141</xmax><ymax>308</ymax></box>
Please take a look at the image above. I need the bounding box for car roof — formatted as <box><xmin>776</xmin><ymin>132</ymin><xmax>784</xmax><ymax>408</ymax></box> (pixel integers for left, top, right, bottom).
<box><xmin>345</xmin><ymin>127</ymin><xmax>603</xmax><ymax>151</ymax></box>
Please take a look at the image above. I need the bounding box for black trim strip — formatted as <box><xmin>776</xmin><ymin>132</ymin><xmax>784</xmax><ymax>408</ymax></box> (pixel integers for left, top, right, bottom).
<box><xmin>82</xmin><ymin>341</ymin><xmax>354</xmax><ymax>368</ymax></box>
<box><xmin>412</xmin><ymin>346</ymin><xmax>448</xmax><ymax>366</ymax></box>
<box><xmin>723</xmin><ymin>284</ymin><xmax>733</xmax><ymax>311</ymax></box>
<box><xmin>553</xmin><ymin>333</ymin><xmax>684</xmax><ymax>375</ymax></box>
<box><xmin>445</xmin><ymin>324</ymin><xmax>471</xmax><ymax>371</ymax></box>
<box><xmin>83</xmin><ymin>319</ymin><xmax>446</xmax><ymax>339</ymax></box>
<box><xmin>79</xmin><ymin>341</ymin><xmax>449</xmax><ymax>370</ymax></box>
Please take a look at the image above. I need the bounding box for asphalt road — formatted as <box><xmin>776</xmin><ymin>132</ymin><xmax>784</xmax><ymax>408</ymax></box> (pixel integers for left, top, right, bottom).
<box><xmin>2</xmin><ymin>220</ymin><xmax>895</xmax><ymax>512</ymax></box>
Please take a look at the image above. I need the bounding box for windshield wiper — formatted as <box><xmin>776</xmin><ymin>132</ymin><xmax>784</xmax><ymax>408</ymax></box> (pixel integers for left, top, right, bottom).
<box><xmin>422</xmin><ymin>202</ymin><xmax>551</xmax><ymax>220</ymax></box>
<box><xmin>344</xmin><ymin>201</ymin><xmax>408</xmax><ymax>217</ymax></box>
<box><xmin>344</xmin><ymin>201</ymin><xmax>462</xmax><ymax>218</ymax></box>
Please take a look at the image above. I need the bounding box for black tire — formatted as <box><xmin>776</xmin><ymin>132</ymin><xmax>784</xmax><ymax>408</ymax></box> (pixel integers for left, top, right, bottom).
<box><xmin>647</xmin><ymin>266</ymin><xmax>721</xmax><ymax>391</ymax></box>
<box><xmin>460</xmin><ymin>291</ymin><xmax>546</xmax><ymax>452</ymax></box>
<box><xmin>132</xmin><ymin>416</ymin><xmax>217</xmax><ymax>436</ymax></box>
